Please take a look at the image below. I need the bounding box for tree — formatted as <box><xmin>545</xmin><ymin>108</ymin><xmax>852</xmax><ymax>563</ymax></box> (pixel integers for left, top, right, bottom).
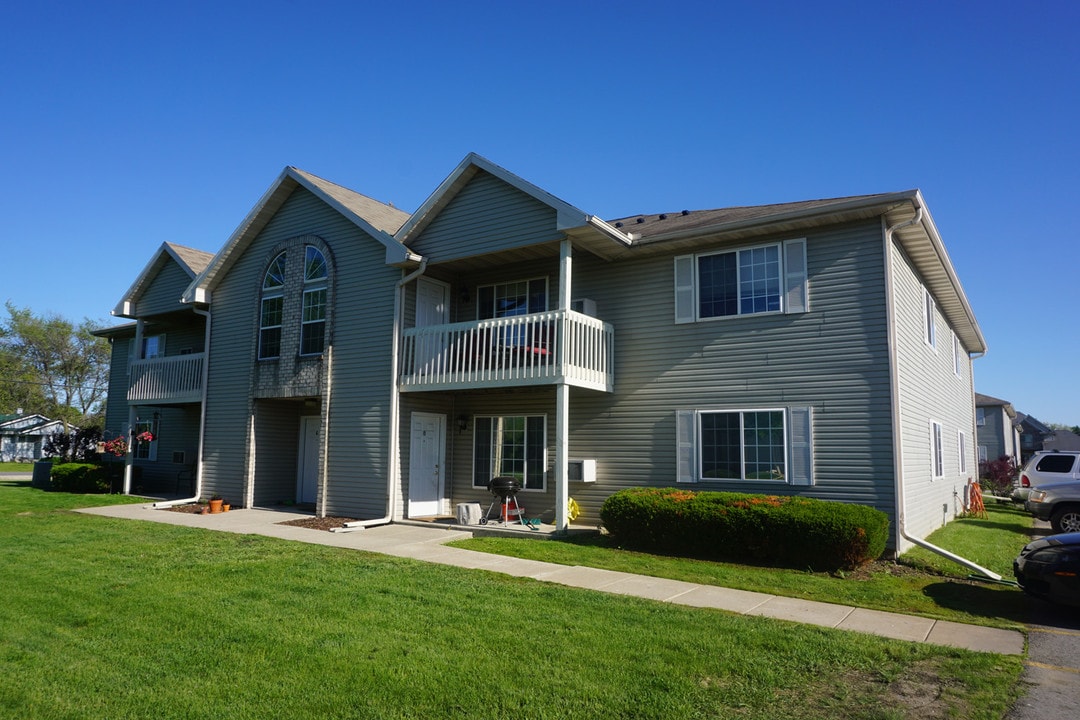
<box><xmin>44</xmin><ymin>426</ymin><xmax>103</xmax><ymax>463</ymax></box>
<box><xmin>0</xmin><ymin>302</ymin><xmax>110</xmax><ymax>425</ymax></box>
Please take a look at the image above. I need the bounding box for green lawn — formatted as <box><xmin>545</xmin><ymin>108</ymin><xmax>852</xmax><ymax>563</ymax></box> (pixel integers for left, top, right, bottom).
<box><xmin>451</xmin><ymin>502</ymin><xmax>1036</xmax><ymax>631</ymax></box>
<box><xmin>0</xmin><ymin>462</ymin><xmax>34</xmax><ymax>472</ymax></box>
<box><xmin>0</xmin><ymin>479</ymin><xmax>1023</xmax><ymax>719</ymax></box>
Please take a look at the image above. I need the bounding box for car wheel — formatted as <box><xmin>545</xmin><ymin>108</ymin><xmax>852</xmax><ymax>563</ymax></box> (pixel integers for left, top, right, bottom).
<box><xmin>1050</xmin><ymin>505</ymin><xmax>1080</xmax><ymax>534</ymax></box>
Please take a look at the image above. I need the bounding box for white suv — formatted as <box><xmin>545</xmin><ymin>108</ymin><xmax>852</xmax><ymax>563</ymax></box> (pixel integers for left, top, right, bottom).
<box><xmin>1015</xmin><ymin>451</ymin><xmax>1080</xmax><ymax>500</ymax></box>
<box><xmin>1021</xmin><ymin>451</ymin><xmax>1080</xmax><ymax>533</ymax></box>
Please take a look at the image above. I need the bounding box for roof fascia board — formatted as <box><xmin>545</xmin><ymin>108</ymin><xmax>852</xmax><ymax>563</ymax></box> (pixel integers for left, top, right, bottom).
<box><xmin>903</xmin><ymin>190</ymin><xmax>987</xmax><ymax>354</ymax></box>
<box><xmin>395</xmin><ymin>153</ymin><xmax>633</xmax><ymax>248</ymax></box>
<box><xmin>635</xmin><ymin>191</ymin><xmax>919</xmax><ymax>246</ymax></box>
<box><xmin>183</xmin><ymin>167</ymin><xmax>416</xmax><ymax>303</ymax></box>
<box><xmin>112</xmin><ymin>242</ymin><xmax>195</xmax><ymax>317</ymax></box>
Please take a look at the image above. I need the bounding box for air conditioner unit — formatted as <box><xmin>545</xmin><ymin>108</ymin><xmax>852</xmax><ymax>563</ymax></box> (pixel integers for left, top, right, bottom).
<box><xmin>571</xmin><ymin>298</ymin><xmax>597</xmax><ymax>317</ymax></box>
<box><xmin>567</xmin><ymin>458</ymin><xmax>596</xmax><ymax>483</ymax></box>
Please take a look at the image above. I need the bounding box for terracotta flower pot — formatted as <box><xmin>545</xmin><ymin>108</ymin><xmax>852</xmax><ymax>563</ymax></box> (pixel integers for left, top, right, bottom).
<box><xmin>209</xmin><ymin>499</ymin><xmax>223</xmax><ymax>514</ymax></box>
<box><xmin>222</xmin><ymin>503</ymin><xmax>231</xmax><ymax>512</ymax></box>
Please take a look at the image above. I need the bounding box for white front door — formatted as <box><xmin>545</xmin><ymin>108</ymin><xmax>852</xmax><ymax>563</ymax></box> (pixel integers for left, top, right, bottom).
<box><xmin>297</xmin><ymin>416</ymin><xmax>320</xmax><ymax>504</ymax></box>
<box><xmin>415</xmin><ymin>278</ymin><xmax>449</xmax><ymax>374</ymax></box>
<box><xmin>408</xmin><ymin>412</ymin><xmax>445</xmax><ymax>517</ymax></box>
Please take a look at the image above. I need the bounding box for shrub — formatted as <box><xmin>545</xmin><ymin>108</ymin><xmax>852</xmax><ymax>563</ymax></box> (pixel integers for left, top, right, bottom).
<box><xmin>600</xmin><ymin>488</ymin><xmax>889</xmax><ymax>571</ymax></box>
<box><xmin>48</xmin><ymin>463</ymin><xmax>112</xmax><ymax>494</ymax></box>
<box><xmin>978</xmin><ymin>455</ymin><xmax>1017</xmax><ymax>497</ymax></box>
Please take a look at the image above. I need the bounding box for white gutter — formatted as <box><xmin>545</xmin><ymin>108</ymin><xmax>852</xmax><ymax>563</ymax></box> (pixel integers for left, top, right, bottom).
<box><xmin>153</xmin><ymin>306</ymin><xmax>211</xmax><ymax>508</ymax></box>
<box><xmin>335</xmin><ymin>259</ymin><xmax>429</xmax><ymax>532</ymax></box>
<box><xmin>884</xmin><ymin>205</ymin><xmax>1001</xmax><ymax>580</ymax></box>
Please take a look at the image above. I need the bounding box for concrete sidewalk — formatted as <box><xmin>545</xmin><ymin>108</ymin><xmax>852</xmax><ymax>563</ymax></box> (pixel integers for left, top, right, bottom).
<box><xmin>75</xmin><ymin>502</ymin><xmax>1025</xmax><ymax>656</ymax></box>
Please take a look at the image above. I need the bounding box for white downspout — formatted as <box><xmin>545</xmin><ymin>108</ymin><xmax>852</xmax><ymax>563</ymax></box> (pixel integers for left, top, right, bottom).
<box><xmin>153</xmin><ymin>306</ymin><xmax>211</xmax><ymax>508</ymax></box>
<box><xmin>317</xmin><ymin>344</ymin><xmax>333</xmax><ymax>518</ymax></box>
<box><xmin>338</xmin><ymin>259</ymin><xmax>428</xmax><ymax>532</ymax></box>
<box><xmin>884</xmin><ymin>205</ymin><xmax>1001</xmax><ymax>580</ymax></box>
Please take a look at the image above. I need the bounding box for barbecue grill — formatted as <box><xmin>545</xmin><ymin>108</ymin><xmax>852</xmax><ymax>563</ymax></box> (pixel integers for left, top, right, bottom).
<box><xmin>483</xmin><ymin>476</ymin><xmax>527</xmax><ymax>526</ymax></box>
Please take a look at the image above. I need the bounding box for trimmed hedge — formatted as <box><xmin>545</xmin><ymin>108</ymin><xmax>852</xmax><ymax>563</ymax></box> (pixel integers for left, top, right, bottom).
<box><xmin>48</xmin><ymin>463</ymin><xmax>112</xmax><ymax>494</ymax></box>
<box><xmin>600</xmin><ymin>488</ymin><xmax>889</xmax><ymax>571</ymax></box>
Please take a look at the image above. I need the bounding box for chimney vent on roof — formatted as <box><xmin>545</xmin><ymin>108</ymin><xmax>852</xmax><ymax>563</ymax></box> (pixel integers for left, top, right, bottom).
<box><xmin>614</xmin><ymin>222</ymin><xmax>623</xmax><ymax>228</ymax></box>
<box><xmin>658</xmin><ymin>214</ymin><xmax>667</xmax><ymax>220</ymax></box>
<box><xmin>681</xmin><ymin>210</ymin><xmax>689</xmax><ymax>216</ymax></box>
<box><xmin>636</xmin><ymin>217</ymin><xmax>644</xmax><ymax>224</ymax></box>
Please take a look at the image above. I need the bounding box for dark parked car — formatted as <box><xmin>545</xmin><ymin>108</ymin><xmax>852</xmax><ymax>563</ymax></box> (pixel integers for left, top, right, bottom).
<box><xmin>1014</xmin><ymin>532</ymin><xmax>1080</xmax><ymax>606</ymax></box>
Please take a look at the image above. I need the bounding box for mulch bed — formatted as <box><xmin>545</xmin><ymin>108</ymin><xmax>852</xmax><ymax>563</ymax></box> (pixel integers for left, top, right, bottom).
<box><xmin>165</xmin><ymin>503</ymin><xmax>357</xmax><ymax>531</ymax></box>
<box><xmin>279</xmin><ymin>516</ymin><xmax>360</xmax><ymax>531</ymax></box>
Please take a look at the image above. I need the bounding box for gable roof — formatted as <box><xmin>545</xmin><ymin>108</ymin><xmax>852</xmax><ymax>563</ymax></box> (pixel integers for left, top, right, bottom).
<box><xmin>113</xmin><ymin>242</ymin><xmax>215</xmax><ymax>316</ymax></box>
<box><xmin>183</xmin><ymin>167</ymin><xmax>414</xmax><ymax>304</ymax></box>
<box><xmin>395</xmin><ymin>153</ymin><xmax>632</xmax><ymax>253</ymax></box>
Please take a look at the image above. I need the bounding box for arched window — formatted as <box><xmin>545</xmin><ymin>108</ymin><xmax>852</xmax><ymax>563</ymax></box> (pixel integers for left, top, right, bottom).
<box><xmin>259</xmin><ymin>252</ymin><xmax>286</xmax><ymax>359</ymax></box>
<box><xmin>300</xmin><ymin>246</ymin><xmax>328</xmax><ymax>355</ymax></box>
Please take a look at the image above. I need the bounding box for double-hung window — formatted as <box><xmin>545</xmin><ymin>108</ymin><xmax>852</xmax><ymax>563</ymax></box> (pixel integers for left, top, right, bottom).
<box><xmin>931</xmin><ymin>421</ymin><xmax>944</xmax><ymax>478</ymax></box>
<box><xmin>675</xmin><ymin>239</ymin><xmax>807</xmax><ymax>323</ymax></box>
<box><xmin>300</xmin><ymin>246</ymin><xmax>328</xmax><ymax>356</ymax></box>
<box><xmin>473</xmin><ymin>415</ymin><xmax>546</xmax><ymax>490</ymax></box>
<box><xmin>259</xmin><ymin>252</ymin><xmax>286</xmax><ymax>359</ymax></box>
<box><xmin>958</xmin><ymin>430</ymin><xmax>967</xmax><ymax>474</ymax></box>
<box><xmin>676</xmin><ymin>407</ymin><xmax>813</xmax><ymax>485</ymax></box>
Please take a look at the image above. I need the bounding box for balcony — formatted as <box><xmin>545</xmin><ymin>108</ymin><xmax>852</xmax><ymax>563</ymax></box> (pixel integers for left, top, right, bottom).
<box><xmin>128</xmin><ymin>353</ymin><xmax>205</xmax><ymax>403</ymax></box>
<box><xmin>399</xmin><ymin>310</ymin><xmax>613</xmax><ymax>392</ymax></box>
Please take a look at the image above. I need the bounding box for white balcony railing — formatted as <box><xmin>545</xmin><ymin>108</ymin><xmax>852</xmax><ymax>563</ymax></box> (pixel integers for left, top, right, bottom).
<box><xmin>400</xmin><ymin>310</ymin><xmax>613</xmax><ymax>392</ymax></box>
<box><xmin>128</xmin><ymin>353</ymin><xmax>205</xmax><ymax>403</ymax></box>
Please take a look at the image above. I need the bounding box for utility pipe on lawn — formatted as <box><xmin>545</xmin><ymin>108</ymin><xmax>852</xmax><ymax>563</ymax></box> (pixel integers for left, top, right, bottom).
<box><xmin>153</xmin><ymin>306</ymin><xmax>211</xmax><ymax>509</ymax></box>
<box><xmin>336</xmin><ymin>259</ymin><xmax>429</xmax><ymax>532</ymax></box>
<box><xmin>884</xmin><ymin>203</ymin><xmax>1001</xmax><ymax>580</ymax></box>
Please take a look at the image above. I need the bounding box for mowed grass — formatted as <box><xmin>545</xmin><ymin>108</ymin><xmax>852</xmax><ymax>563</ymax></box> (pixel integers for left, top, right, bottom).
<box><xmin>0</xmin><ymin>463</ymin><xmax>34</xmax><ymax>472</ymax></box>
<box><xmin>0</xmin><ymin>480</ymin><xmax>1023</xmax><ymax>719</ymax></box>
<box><xmin>452</xmin><ymin>502</ymin><xmax>1036</xmax><ymax>631</ymax></box>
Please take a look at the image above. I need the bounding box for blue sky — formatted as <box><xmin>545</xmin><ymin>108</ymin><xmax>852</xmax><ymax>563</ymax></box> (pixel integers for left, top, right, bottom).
<box><xmin>2</xmin><ymin>1</ymin><xmax>1077</xmax><ymax>424</ymax></box>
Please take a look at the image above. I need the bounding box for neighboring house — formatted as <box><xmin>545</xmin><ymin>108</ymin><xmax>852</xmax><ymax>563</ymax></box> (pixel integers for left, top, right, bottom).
<box><xmin>974</xmin><ymin>393</ymin><xmax>1021</xmax><ymax>466</ymax></box>
<box><xmin>1017</xmin><ymin>413</ymin><xmax>1053</xmax><ymax>463</ymax></box>
<box><xmin>97</xmin><ymin>153</ymin><xmax>986</xmax><ymax>554</ymax></box>
<box><xmin>1039</xmin><ymin>427</ymin><xmax>1080</xmax><ymax>452</ymax></box>
<box><xmin>0</xmin><ymin>413</ymin><xmax>74</xmax><ymax>461</ymax></box>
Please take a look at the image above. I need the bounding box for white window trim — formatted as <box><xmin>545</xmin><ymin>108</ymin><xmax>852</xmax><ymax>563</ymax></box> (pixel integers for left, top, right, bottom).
<box><xmin>472</xmin><ymin>414</ymin><xmax>548</xmax><ymax>492</ymax></box>
<box><xmin>976</xmin><ymin>408</ymin><xmax>985</xmax><ymax>426</ymax></box>
<box><xmin>476</xmin><ymin>276</ymin><xmax>549</xmax><ymax>320</ymax></box>
<box><xmin>958</xmin><ymin>430</ymin><xmax>967</xmax><ymax>474</ymax></box>
<box><xmin>677</xmin><ymin>406</ymin><xmax>813</xmax><ymax>485</ymax></box>
<box><xmin>258</xmin><ymin>293</ymin><xmax>284</xmax><ymax>360</ymax></box>
<box><xmin>674</xmin><ymin>238</ymin><xmax>807</xmax><ymax>324</ymax></box>
<box><xmin>931</xmin><ymin>420</ymin><xmax>944</xmax><ymax>479</ymax></box>
<box><xmin>134</xmin><ymin>418</ymin><xmax>158</xmax><ymax>462</ymax></box>
<box><xmin>978</xmin><ymin>445</ymin><xmax>988</xmax><ymax>463</ymax></box>
<box><xmin>952</xmin><ymin>332</ymin><xmax>962</xmax><ymax>377</ymax></box>
<box><xmin>924</xmin><ymin>288</ymin><xmax>937</xmax><ymax>350</ymax></box>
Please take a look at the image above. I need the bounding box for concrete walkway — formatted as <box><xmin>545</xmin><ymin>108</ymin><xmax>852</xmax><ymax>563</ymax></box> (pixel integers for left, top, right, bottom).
<box><xmin>75</xmin><ymin>502</ymin><xmax>1025</xmax><ymax>656</ymax></box>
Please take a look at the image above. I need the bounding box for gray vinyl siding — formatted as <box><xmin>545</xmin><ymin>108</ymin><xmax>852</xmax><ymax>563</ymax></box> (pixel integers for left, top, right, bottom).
<box><xmin>408</xmin><ymin>171</ymin><xmax>562</xmax><ymax>262</ymax></box>
<box><xmin>251</xmin><ymin>400</ymin><xmax>302</xmax><ymax>506</ymax></box>
<box><xmin>138</xmin><ymin>260</ymin><xmax>194</xmax><ymax>316</ymax></box>
<box><xmin>891</xmin><ymin>239</ymin><xmax>976</xmax><ymax>550</ymax></box>
<box><xmin>562</xmin><ymin>221</ymin><xmax>896</xmax><ymax>525</ymax></box>
<box><xmin>102</xmin><ymin>335</ymin><xmax>132</xmax><ymax>441</ymax></box>
<box><xmin>975</xmin><ymin>406</ymin><xmax>1013</xmax><ymax>462</ymax></box>
<box><xmin>202</xmin><ymin>185</ymin><xmax>398</xmax><ymax>516</ymax></box>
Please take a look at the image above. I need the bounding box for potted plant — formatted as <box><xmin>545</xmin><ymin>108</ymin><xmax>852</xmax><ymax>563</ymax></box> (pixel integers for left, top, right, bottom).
<box><xmin>209</xmin><ymin>495</ymin><xmax>224</xmax><ymax>514</ymax></box>
<box><xmin>222</xmin><ymin>499</ymin><xmax>231</xmax><ymax>512</ymax></box>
